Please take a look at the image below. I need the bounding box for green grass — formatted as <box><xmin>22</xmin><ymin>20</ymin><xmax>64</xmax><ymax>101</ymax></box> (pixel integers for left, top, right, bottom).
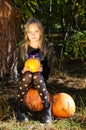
<box><xmin>0</xmin><ymin>98</ymin><xmax>86</xmax><ymax>130</ymax></box>
<box><xmin>0</xmin><ymin>113</ymin><xmax>86</xmax><ymax>130</ymax></box>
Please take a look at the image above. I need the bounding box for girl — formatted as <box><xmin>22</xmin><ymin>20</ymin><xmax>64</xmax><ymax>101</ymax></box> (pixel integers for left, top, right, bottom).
<box><xmin>15</xmin><ymin>17</ymin><xmax>52</xmax><ymax>123</ymax></box>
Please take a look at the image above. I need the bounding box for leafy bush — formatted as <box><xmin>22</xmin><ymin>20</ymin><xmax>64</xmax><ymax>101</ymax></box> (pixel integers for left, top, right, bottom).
<box><xmin>64</xmin><ymin>30</ymin><xmax>86</xmax><ymax>60</ymax></box>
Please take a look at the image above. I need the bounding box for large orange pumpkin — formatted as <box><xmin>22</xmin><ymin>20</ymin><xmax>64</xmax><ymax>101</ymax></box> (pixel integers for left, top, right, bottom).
<box><xmin>52</xmin><ymin>93</ymin><xmax>76</xmax><ymax>118</ymax></box>
<box><xmin>24</xmin><ymin>58</ymin><xmax>41</xmax><ymax>73</ymax></box>
<box><xmin>24</xmin><ymin>88</ymin><xmax>51</xmax><ymax>111</ymax></box>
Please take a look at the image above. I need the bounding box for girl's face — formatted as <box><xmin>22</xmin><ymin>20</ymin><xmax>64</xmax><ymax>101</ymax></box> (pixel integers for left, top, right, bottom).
<box><xmin>27</xmin><ymin>23</ymin><xmax>41</xmax><ymax>43</ymax></box>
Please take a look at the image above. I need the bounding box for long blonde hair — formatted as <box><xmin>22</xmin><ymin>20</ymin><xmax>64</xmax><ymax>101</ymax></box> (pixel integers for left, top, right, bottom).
<box><xmin>21</xmin><ymin>17</ymin><xmax>47</xmax><ymax>60</ymax></box>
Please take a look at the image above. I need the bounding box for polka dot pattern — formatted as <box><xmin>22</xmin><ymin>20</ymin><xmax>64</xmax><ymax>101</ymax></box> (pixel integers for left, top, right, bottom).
<box><xmin>22</xmin><ymin>78</ymin><xmax>25</xmax><ymax>81</ymax></box>
<box><xmin>17</xmin><ymin>71</ymin><xmax>50</xmax><ymax>108</ymax></box>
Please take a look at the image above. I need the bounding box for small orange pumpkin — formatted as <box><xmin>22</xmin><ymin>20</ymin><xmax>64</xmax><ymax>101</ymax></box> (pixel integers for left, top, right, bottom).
<box><xmin>24</xmin><ymin>58</ymin><xmax>41</xmax><ymax>73</ymax></box>
<box><xmin>52</xmin><ymin>93</ymin><xmax>76</xmax><ymax>118</ymax></box>
<box><xmin>24</xmin><ymin>88</ymin><xmax>51</xmax><ymax>111</ymax></box>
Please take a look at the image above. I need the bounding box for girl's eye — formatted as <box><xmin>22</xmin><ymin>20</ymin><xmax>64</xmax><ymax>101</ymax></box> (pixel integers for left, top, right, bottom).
<box><xmin>35</xmin><ymin>31</ymin><xmax>39</xmax><ymax>33</ymax></box>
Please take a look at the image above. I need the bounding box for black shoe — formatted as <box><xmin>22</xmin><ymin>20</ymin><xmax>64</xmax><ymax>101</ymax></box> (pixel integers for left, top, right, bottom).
<box><xmin>42</xmin><ymin>104</ymin><xmax>52</xmax><ymax>123</ymax></box>
<box><xmin>16</xmin><ymin>109</ymin><xmax>29</xmax><ymax>122</ymax></box>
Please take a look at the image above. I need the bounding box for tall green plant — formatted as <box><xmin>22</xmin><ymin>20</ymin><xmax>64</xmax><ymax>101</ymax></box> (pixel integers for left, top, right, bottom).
<box><xmin>64</xmin><ymin>30</ymin><xmax>86</xmax><ymax>60</ymax></box>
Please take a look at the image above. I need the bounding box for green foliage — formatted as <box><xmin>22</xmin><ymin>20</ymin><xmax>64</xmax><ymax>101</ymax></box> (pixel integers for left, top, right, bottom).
<box><xmin>64</xmin><ymin>30</ymin><xmax>86</xmax><ymax>60</ymax></box>
<box><xmin>13</xmin><ymin>0</ymin><xmax>38</xmax><ymax>24</ymax></box>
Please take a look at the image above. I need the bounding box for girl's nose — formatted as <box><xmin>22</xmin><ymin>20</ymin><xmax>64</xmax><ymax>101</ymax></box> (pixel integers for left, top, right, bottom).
<box><xmin>31</xmin><ymin>32</ymin><xmax>35</xmax><ymax>36</ymax></box>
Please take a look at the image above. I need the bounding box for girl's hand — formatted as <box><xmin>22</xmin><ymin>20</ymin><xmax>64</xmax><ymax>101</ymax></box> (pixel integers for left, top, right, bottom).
<box><xmin>22</xmin><ymin>65</ymin><xmax>43</xmax><ymax>73</ymax></box>
<box><xmin>37</xmin><ymin>66</ymin><xmax>43</xmax><ymax>72</ymax></box>
<box><xmin>22</xmin><ymin>67</ymin><xmax>29</xmax><ymax>74</ymax></box>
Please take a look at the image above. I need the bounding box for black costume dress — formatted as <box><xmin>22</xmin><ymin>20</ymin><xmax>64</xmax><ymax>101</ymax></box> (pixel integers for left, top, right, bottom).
<box><xmin>17</xmin><ymin>45</ymin><xmax>51</xmax><ymax>110</ymax></box>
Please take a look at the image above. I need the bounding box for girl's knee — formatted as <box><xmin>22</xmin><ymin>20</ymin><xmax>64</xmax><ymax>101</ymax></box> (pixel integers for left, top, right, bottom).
<box><xmin>33</xmin><ymin>73</ymin><xmax>44</xmax><ymax>84</ymax></box>
<box><xmin>22</xmin><ymin>71</ymin><xmax>32</xmax><ymax>82</ymax></box>
<box><xmin>23</xmin><ymin>71</ymin><xmax>32</xmax><ymax>78</ymax></box>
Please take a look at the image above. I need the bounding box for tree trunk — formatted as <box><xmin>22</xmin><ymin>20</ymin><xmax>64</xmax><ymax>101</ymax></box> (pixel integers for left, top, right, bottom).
<box><xmin>0</xmin><ymin>0</ymin><xmax>21</xmax><ymax>80</ymax></box>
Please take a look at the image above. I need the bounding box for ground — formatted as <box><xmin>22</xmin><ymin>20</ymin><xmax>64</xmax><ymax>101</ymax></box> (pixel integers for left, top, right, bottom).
<box><xmin>0</xmin><ymin>59</ymin><xmax>86</xmax><ymax>129</ymax></box>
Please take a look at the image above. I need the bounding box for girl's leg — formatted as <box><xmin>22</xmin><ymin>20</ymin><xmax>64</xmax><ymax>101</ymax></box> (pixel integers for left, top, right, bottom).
<box><xmin>33</xmin><ymin>72</ymin><xmax>52</xmax><ymax>123</ymax></box>
<box><xmin>15</xmin><ymin>71</ymin><xmax>32</xmax><ymax>121</ymax></box>
<box><xmin>17</xmin><ymin>71</ymin><xmax>32</xmax><ymax>104</ymax></box>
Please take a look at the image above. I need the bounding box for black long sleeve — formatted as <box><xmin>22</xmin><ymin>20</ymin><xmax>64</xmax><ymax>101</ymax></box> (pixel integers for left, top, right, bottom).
<box><xmin>17</xmin><ymin>45</ymin><xmax>51</xmax><ymax>80</ymax></box>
